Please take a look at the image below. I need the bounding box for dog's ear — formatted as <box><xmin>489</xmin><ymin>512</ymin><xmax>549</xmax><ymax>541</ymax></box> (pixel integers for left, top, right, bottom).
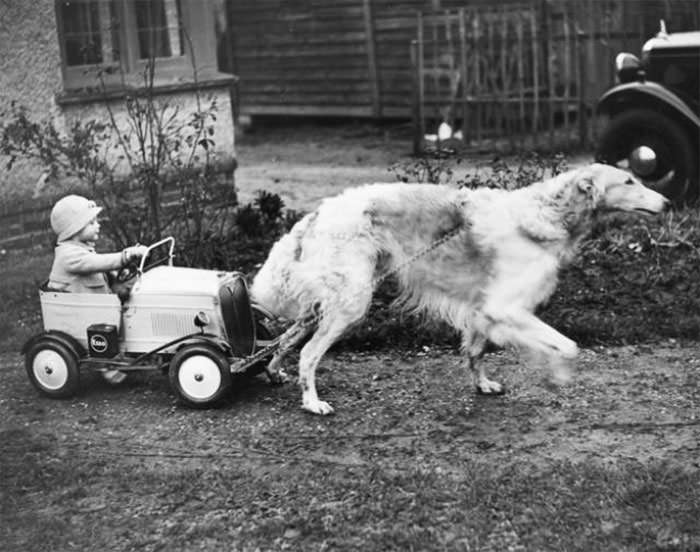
<box><xmin>576</xmin><ymin>176</ymin><xmax>601</xmax><ymax>205</ymax></box>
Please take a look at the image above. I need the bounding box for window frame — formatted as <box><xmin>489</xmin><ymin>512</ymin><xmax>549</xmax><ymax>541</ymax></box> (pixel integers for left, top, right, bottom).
<box><xmin>55</xmin><ymin>0</ymin><xmax>218</xmax><ymax>94</ymax></box>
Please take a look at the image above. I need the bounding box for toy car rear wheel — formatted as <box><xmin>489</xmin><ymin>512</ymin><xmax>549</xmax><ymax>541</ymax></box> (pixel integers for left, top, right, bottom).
<box><xmin>25</xmin><ymin>340</ymin><xmax>80</xmax><ymax>398</ymax></box>
<box><xmin>595</xmin><ymin>108</ymin><xmax>697</xmax><ymax>203</ymax></box>
<box><xmin>169</xmin><ymin>344</ymin><xmax>231</xmax><ymax>408</ymax></box>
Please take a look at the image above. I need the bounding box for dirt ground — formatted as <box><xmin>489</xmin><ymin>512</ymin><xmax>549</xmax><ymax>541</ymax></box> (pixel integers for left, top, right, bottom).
<box><xmin>2</xmin><ymin>121</ymin><xmax>699</xmax><ymax>551</ymax></box>
<box><xmin>2</xmin><ymin>343</ymin><xmax>700</xmax><ymax>550</ymax></box>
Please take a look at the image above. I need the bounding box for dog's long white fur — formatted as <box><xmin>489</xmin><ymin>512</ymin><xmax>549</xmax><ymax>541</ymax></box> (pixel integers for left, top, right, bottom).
<box><xmin>252</xmin><ymin>163</ymin><xmax>668</xmax><ymax>414</ymax></box>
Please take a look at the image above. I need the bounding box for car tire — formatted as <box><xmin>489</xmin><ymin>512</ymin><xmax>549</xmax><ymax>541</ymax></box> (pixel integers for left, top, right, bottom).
<box><xmin>169</xmin><ymin>344</ymin><xmax>231</xmax><ymax>408</ymax></box>
<box><xmin>25</xmin><ymin>340</ymin><xmax>81</xmax><ymax>399</ymax></box>
<box><xmin>595</xmin><ymin>108</ymin><xmax>697</xmax><ymax>202</ymax></box>
<box><xmin>244</xmin><ymin>321</ymin><xmax>275</xmax><ymax>377</ymax></box>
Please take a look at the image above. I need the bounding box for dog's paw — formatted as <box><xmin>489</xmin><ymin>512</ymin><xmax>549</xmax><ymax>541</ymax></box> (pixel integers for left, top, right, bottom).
<box><xmin>475</xmin><ymin>380</ymin><xmax>506</xmax><ymax>396</ymax></box>
<box><xmin>558</xmin><ymin>339</ymin><xmax>579</xmax><ymax>360</ymax></box>
<box><xmin>266</xmin><ymin>368</ymin><xmax>290</xmax><ymax>385</ymax></box>
<box><xmin>302</xmin><ymin>399</ymin><xmax>335</xmax><ymax>415</ymax></box>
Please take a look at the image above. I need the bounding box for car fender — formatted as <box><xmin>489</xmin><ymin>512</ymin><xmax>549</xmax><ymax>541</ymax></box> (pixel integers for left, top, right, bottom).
<box><xmin>22</xmin><ymin>330</ymin><xmax>86</xmax><ymax>358</ymax></box>
<box><xmin>597</xmin><ymin>82</ymin><xmax>700</xmax><ymax>128</ymax></box>
<box><xmin>173</xmin><ymin>334</ymin><xmax>232</xmax><ymax>357</ymax></box>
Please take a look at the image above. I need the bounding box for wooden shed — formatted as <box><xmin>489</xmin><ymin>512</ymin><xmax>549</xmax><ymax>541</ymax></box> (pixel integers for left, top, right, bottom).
<box><xmin>225</xmin><ymin>0</ymin><xmax>700</xmax><ymax>121</ymax></box>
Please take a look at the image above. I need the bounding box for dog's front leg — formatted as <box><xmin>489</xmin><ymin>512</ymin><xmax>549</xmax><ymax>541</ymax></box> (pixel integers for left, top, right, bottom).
<box><xmin>483</xmin><ymin>306</ymin><xmax>578</xmax><ymax>359</ymax></box>
<box><xmin>462</xmin><ymin>328</ymin><xmax>504</xmax><ymax>395</ymax></box>
<box><xmin>482</xmin><ymin>307</ymin><xmax>577</xmax><ymax>385</ymax></box>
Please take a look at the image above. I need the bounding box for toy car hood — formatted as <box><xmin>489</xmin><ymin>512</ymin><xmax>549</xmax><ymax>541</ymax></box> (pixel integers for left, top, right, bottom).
<box><xmin>132</xmin><ymin>265</ymin><xmax>235</xmax><ymax>296</ymax></box>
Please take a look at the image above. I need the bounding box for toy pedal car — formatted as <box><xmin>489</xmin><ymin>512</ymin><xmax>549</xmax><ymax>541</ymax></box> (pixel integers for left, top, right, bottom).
<box><xmin>22</xmin><ymin>237</ymin><xmax>280</xmax><ymax>408</ymax></box>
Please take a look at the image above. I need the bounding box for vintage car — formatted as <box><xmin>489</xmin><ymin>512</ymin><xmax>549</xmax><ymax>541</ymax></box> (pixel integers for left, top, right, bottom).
<box><xmin>595</xmin><ymin>22</ymin><xmax>700</xmax><ymax>202</ymax></box>
<box><xmin>22</xmin><ymin>238</ymin><xmax>280</xmax><ymax>408</ymax></box>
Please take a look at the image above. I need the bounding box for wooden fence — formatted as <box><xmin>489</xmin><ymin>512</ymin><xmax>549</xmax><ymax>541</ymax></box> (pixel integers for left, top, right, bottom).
<box><xmin>412</xmin><ymin>1</ymin><xmax>700</xmax><ymax>153</ymax></box>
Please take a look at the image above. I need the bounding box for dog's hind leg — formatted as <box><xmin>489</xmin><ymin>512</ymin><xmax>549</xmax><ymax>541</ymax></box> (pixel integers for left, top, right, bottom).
<box><xmin>298</xmin><ymin>292</ymin><xmax>372</xmax><ymax>415</ymax></box>
<box><xmin>264</xmin><ymin>319</ymin><xmax>315</xmax><ymax>384</ymax></box>
<box><xmin>462</xmin><ymin>328</ymin><xmax>504</xmax><ymax>395</ymax></box>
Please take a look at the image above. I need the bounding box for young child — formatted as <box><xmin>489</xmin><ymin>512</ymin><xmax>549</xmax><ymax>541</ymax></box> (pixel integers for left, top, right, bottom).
<box><xmin>47</xmin><ymin>194</ymin><xmax>148</xmax><ymax>293</ymax></box>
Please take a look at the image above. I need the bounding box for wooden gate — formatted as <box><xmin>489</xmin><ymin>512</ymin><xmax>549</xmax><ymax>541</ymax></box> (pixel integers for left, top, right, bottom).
<box><xmin>411</xmin><ymin>2</ymin><xmax>644</xmax><ymax>154</ymax></box>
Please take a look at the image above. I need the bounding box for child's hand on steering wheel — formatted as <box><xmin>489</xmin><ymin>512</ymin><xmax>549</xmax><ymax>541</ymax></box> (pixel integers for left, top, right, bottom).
<box><xmin>123</xmin><ymin>244</ymin><xmax>149</xmax><ymax>262</ymax></box>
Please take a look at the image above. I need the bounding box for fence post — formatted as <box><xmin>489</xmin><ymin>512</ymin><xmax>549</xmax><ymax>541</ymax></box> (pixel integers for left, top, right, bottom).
<box><xmin>578</xmin><ymin>27</ymin><xmax>588</xmax><ymax>149</ymax></box>
<box><xmin>458</xmin><ymin>8</ymin><xmax>469</xmax><ymax>146</ymax></box>
<box><xmin>362</xmin><ymin>0</ymin><xmax>381</xmax><ymax>118</ymax></box>
<box><xmin>411</xmin><ymin>39</ymin><xmax>423</xmax><ymax>156</ymax></box>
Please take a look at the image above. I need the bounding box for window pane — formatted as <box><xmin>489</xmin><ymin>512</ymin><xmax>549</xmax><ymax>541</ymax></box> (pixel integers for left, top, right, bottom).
<box><xmin>60</xmin><ymin>0</ymin><xmax>120</xmax><ymax>66</ymax></box>
<box><xmin>135</xmin><ymin>0</ymin><xmax>183</xmax><ymax>60</ymax></box>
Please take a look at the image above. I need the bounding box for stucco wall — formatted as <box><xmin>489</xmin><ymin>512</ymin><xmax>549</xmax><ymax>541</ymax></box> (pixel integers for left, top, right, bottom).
<box><xmin>58</xmin><ymin>86</ymin><xmax>236</xmax><ymax>181</ymax></box>
<box><xmin>0</xmin><ymin>0</ymin><xmax>236</xmax><ymax>202</ymax></box>
<box><xmin>0</xmin><ymin>1</ymin><xmax>63</xmax><ymax>118</ymax></box>
<box><xmin>0</xmin><ymin>0</ymin><xmax>64</xmax><ymax>200</ymax></box>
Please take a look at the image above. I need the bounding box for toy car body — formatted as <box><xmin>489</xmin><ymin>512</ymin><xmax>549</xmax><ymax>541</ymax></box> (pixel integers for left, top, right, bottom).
<box><xmin>23</xmin><ymin>237</ymin><xmax>279</xmax><ymax>408</ymax></box>
<box><xmin>595</xmin><ymin>22</ymin><xmax>700</xmax><ymax>202</ymax></box>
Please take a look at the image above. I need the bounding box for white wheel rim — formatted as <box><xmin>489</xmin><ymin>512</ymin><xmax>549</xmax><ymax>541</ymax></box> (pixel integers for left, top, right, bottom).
<box><xmin>32</xmin><ymin>350</ymin><xmax>69</xmax><ymax>390</ymax></box>
<box><xmin>177</xmin><ymin>355</ymin><xmax>222</xmax><ymax>400</ymax></box>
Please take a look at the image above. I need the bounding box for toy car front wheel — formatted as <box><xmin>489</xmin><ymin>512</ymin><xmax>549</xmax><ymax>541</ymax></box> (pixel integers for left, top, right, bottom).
<box><xmin>595</xmin><ymin>108</ymin><xmax>697</xmax><ymax>202</ymax></box>
<box><xmin>169</xmin><ymin>344</ymin><xmax>232</xmax><ymax>408</ymax></box>
<box><xmin>25</xmin><ymin>340</ymin><xmax>80</xmax><ymax>398</ymax></box>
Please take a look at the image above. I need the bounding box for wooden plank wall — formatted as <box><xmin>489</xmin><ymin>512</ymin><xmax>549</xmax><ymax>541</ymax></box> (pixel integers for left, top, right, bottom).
<box><xmin>226</xmin><ymin>0</ymin><xmax>700</xmax><ymax>120</ymax></box>
<box><xmin>228</xmin><ymin>0</ymin><xmax>377</xmax><ymax>117</ymax></box>
<box><xmin>227</xmin><ymin>0</ymin><xmax>479</xmax><ymax>118</ymax></box>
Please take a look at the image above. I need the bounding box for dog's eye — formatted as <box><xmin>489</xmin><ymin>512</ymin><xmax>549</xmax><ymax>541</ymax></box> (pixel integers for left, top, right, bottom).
<box><xmin>625</xmin><ymin>178</ymin><xmax>636</xmax><ymax>186</ymax></box>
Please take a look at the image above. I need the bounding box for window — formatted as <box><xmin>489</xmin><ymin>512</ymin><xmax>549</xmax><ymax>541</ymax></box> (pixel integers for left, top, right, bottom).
<box><xmin>56</xmin><ymin>0</ymin><xmax>218</xmax><ymax>93</ymax></box>
<box><xmin>134</xmin><ymin>0</ymin><xmax>183</xmax><ymax>60</ymax></box>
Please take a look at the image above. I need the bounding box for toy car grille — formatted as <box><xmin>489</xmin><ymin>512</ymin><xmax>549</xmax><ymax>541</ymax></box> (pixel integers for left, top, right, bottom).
<box><xmin>218</xmin><ymin>275</ymin><xmax>255</xmax><ymax>357</ymax></box>
<box><xmin>151</xmin><ymin>312</ymin><xmax>196</xmax><ymax>337</ymax></box>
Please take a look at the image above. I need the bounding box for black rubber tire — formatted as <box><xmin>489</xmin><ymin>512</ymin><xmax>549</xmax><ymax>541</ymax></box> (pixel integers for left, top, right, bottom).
<box><xmin>168</xmin><ymin>344</ymin><xmax>231</xmax><ymax>408</ymax></box>
<box><xmin>25</xmin><ymin>340</ymin><xmax>80</xmax><ymax>399</ymax></box>
<box><xmin>595</xmin><ymin>108</ymin><xmax>697</xmax><ymax>202</ymax></box>
<box><xmin>245</xmin><ymin>321</ymin><xmax>274</xmax><ymax>377</ymax></box>
<box><xmin>219</xmin><ymin>275</ymin><xmax>255</xmax><ymax>357</ymax></box>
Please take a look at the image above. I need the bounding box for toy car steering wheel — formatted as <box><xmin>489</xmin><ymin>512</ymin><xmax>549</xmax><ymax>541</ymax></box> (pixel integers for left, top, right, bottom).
<box><xmin>116</xmin><ymin>262</ymin><xmax>139</xmax><ymax>283</ymax></box>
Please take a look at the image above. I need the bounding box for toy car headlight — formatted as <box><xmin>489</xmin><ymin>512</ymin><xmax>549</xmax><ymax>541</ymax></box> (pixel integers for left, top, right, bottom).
<box><xmin>615</xmin><ymin>53</ymin><xmax>641</xmax><ymax>83</ymax></box>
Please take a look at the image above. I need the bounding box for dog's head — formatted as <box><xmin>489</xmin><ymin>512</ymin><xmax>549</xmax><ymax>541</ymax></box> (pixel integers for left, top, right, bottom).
<box><xmin>574</xmin><ymin>163</ymin><xmax>670</xmax><ymax>215</ymax></box>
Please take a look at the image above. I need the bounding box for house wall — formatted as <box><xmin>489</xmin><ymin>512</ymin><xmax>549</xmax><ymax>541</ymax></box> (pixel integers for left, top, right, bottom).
<box><xmin>0</xmin><ymin>1</ymin><xmax>62</xmax><ymax>119</ymax></box>
<box><xmin>0</xmin><ymin>0</ymin><xmax>236</xmax><ymax>203</ymax></box>
<box><xmin>0</xmin><ymin>1</ymin><xmax>64</xmax><ymax>201</ymax></box>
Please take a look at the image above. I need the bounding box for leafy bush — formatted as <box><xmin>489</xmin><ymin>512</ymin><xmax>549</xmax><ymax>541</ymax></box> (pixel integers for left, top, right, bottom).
<box><xmin>0</xmin><ymin>63</ymin><xmax>235</xmax><ymax>265</ymax></box>
<box><xmin>189</xmin><ymin>190</ymin><xmax>303</xmax><ymax>274</ymax></box>
<box><xmin>388</xmin><ymin>151</ymin><xmax>569</xmax><ymax>188</ymax></box>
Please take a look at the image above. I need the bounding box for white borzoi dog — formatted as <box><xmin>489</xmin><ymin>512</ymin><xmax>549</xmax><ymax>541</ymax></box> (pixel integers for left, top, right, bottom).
<box><xmin>251</xmin><ymin>163</ymin><xmax>668</xmax><ymax>415</ymax></box>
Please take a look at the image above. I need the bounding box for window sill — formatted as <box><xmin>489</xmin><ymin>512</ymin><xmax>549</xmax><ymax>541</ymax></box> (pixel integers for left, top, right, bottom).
<box><xmin>56</xmin><ymin>71</ymin><xmax>238</xmax><ymax>106</ymax></box>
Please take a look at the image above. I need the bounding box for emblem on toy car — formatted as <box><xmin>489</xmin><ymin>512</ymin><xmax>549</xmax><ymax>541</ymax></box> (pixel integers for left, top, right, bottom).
<box><xmin>90</xmin><ymin>334</ymin><xmax>108</xmax><ymax>353</ymax></box>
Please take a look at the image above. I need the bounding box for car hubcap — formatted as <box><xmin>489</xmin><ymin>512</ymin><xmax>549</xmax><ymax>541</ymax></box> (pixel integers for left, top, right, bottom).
<box><xmin>628</xmin><ymin>145</ymin><xmax>658</xmax><ymax>177</ymax></box>
<box><xmin>33</xmin><ymin>350</ymin><xmax>68</xmax><ymax>390</ymax></box>
<box><xmin>178</xmin><ymin>356</ymin><xmax>222</xmax><ymax>400</ymax></box>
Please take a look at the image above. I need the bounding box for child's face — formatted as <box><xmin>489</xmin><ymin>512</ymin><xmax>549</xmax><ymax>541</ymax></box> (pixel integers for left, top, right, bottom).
<box><xmin>75</xmin><ymin>216</ymin><xmax>100</xmax><ymax>244</ymax></box>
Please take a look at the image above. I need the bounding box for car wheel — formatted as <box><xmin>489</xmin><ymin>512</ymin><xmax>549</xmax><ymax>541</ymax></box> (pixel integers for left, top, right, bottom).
<box><xmin>169</xmin><ymin>344</ymin><xmax>231</xmax><ymax>408</ymax></box>
<box><xmin>25</xmin><ymin>340</ymin><xmax>80</xmax><ymax>398</ymax></box>
<box><xmin>596</xmin><ymin>108</ymin><xmax>697</xmax><ymax>202</ymax></box>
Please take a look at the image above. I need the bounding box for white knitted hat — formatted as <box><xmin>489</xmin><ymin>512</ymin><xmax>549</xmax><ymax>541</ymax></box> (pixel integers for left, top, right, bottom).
<box><xmin>50</xmin><ymin>195</ymin><xmax>103</xmax><ymax>242</ymax></box>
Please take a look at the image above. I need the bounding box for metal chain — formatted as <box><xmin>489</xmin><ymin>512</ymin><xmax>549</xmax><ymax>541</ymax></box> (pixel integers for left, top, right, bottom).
<box><xmin>232</xmin><ymin>224</ymin><xmax>465</xmax><ymax>372</ymax></box>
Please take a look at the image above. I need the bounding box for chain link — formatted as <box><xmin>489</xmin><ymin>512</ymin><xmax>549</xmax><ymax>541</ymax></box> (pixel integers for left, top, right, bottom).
<box><xmin>233</xmin><ymin>225</ymin><xmax>465</xmax><ymax>374</ymax></box>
